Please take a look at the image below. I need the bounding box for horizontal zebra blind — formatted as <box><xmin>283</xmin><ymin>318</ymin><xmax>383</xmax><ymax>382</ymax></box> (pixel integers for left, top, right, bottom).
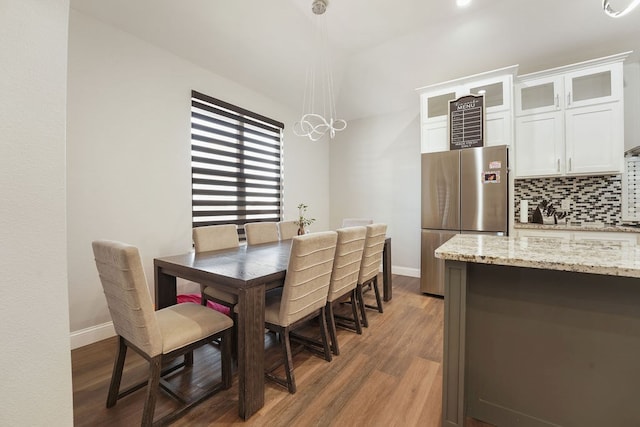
<box><xmin>191</xmin><ymin>90</ymin><xmax>284</xmax><ymax>236</ymax></box>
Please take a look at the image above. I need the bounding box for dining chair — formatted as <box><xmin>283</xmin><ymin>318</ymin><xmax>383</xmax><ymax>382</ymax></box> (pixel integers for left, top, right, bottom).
<box><xmin>244</xmin><ymin>221</ymin><xmax>279</xmax><ymax>245</ymax></box>
<box><xmin>325</xmin><ymin>226</ymin><xmax>367</xmax><ymax>355</ymax></box>
<box><xmin>193</xmin><ymin>225</ymin><xmax>240</xmax><ymax>356</ymax></box>
<box><xmin>341</xmin><ymin>218</ymin><xmax>373</xmax><ymax>227</ymax></box>
<box><xmin>277</xmin><ymin>220</ymin><xmax>299</xmax><ymax>240</ymax></box>
<box><xmin>263</xmin><ymin>231</ymin><xmax>337</xmax><ymax>393</ymax></box>
<box><xmin>92</xmin><ymin>240</ymin><xmax>233</xmax><ymax>427</ymax></box>
<box><xmin>193</xmin><ymin>224</ymin><xmax>239</xmax><ymax>311</ymax></box>
<box><xmin>356</xmin><ymin>223</ymin><xmax>388</xmax><ymax>328</ymax></box>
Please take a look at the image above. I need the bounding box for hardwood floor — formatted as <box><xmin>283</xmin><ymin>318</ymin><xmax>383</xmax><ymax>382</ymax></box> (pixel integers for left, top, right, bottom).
<box><xmin>72</xmin><ymin>275</ymin><xmax>489</xmax><ymax>426</ymax></box>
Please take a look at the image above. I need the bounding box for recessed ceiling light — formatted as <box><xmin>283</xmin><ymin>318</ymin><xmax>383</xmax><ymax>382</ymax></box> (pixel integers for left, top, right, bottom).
<box><xmin>457</xmin><ymin>0</ymin><xmax>472</xmax><ymax>7</ymax></box>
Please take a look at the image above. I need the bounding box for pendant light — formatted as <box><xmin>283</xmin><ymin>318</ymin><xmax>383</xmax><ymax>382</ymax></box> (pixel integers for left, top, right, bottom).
<box><xmin>293</xmin><ymin>0</ymin><xmax>347</xmax><ymax>141</ymax></box>
<box><xmin>603</xmin><ymin>0</ymin><xmax>640</xmax><ymax>17</ymax></box>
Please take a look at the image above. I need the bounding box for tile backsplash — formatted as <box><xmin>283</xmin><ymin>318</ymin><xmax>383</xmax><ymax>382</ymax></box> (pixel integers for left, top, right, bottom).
<box><xmin>514</xmin><ymin>175</ymin><xmax>630</xmax><ymax>226</ymax></box>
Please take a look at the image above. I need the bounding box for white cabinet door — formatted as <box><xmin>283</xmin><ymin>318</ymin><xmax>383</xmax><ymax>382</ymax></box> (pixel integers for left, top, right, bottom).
<box><xmin>564</xmin><ymin>63</ymin><xmax>623</xmax><ymax>109</ymax></box>
<box><xmin>467</xmin><ymin>74</ymin><xmax>513</xmax><ymax>114</ymax></box>
<box><xmin>420</xmin><ymin>89</ymin><xmax>457</xmax><ymax>123</ymax></box>
<box><xmin>486</xmin><ymin>110</ymin><xmax>512</xmax><ymax>147</ymax></box>
<box><xmin>515</xmin><ymin>76</ymin><xmax>562</xmax><ymax>116</ymax></box>
<box><xmin>515</xmin><ymin>112</ymin><xmax>564</xmax><ymax>177</ymax></box>
<box><xmin>421</xmin><ymin>121</ymin><xmax>448</xmax><ymax>153</ymax></box>
<box><xmin>565</xmin><ymin>102</ymin><xmax>623</xmax><ymax>175</ymax></box>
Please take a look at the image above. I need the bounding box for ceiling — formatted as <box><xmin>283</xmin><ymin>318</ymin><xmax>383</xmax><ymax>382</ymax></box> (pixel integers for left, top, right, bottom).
<box><xmin>70</xmin><ymin>0</ymin><xmax>640</xmax><ymax>121</ymax></box>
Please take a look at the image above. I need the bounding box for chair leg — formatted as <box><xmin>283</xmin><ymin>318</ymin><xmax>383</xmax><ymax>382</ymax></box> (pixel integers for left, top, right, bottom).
<box><xmin>106</xmin><ymin>336</ymin><xmax>127</xmax><ymax>408</ymax></box>
<box><xmin>200</xmin><ymin>291</ymin><xmax>207</xmax><ymax>306</ymax></box>
<box><xmin>141</xmin><ymin>356</ymin><xmax>162</xmax><ymax>427</ymax></box>
<box><xmin>231</xmin><ymin>311</ymin><xmax>238</xmax><ymax>361</ymax></box>
<box><xmin>319</xmin><ymin>307</ymin><xmax>332</xmax><ymax>362</ymax></box>
<box><xmin>281</xmin><ymin>328</ymin><xmax>296</xmax><ymax>394</ymax></box>
<box><xmin>221</xmin><ymin>328</ymin><xmax>232</xmax><ymax>389</ymax></box>
<box><xmin>325</xmin><ymin>302</ymin><xmax>340</xmax><ymax>355</ymax></box>
<box><xmin>372</xmin><ymin>276</ymin><xmax>384</xmax><ymax>313</ymax></box>
<box><xmin>356</xmin><ymin>283</ymin><xmax>369</xmax><ymax>328</ymax></box>
<box><xmin>349</xmin><ymin>289</ymin><xmax>362</xmax><ymax>335</ymax></box>
<box><xmin>184</xmin><ymin>351</ymin><xmax>194</xmax><ymax>367</ymax></box>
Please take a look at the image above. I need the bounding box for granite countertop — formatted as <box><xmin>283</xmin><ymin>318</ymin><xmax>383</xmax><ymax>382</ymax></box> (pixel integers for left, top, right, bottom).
<box><xmin>434</xmin><ymin>234</ymin><xmax>640</xmax><ymax>278</ymax></box>
<box><xmin>514</xmin><ymin>222</ymin><xmax>640</xmax><ymax>233</ymax></box>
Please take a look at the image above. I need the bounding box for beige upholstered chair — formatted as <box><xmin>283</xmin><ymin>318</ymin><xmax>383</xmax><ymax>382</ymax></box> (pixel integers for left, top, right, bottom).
<box><xmin>341</xmin><ymin>218</ymin><xmax>373</xmax><ymax>227</ymax></box>
<box><xmin>356</xmin><ymin>223</ymin><xmax>388</xmax><ymax>328</ymax></box>
<box><xmin>325</xmin><ymin>226</ymin><xmax>367</xmax><ymax>355</ymax></box>
<box><xmin>277</xmin><ymin>220</ymin><xmax>299</xmax><ymax>240</ymax></box>
<box><xmin>92</xmin><ymin>240</ymin><xmax>233</xmax><ymax>427</ymax></box>
<box><xmin>193</xmin><ymin>224</ymin><xmax>239</xmax><ymax>310</ymax></box>
<box><xmin>264</xmin><ymin>231</ymin><xmax>337</xmax><ymax>393</ymax></box>
<box><xmin>244</xmin><ymin>221</ymin><xmax>279</xmax><ymax>245</ymax></box>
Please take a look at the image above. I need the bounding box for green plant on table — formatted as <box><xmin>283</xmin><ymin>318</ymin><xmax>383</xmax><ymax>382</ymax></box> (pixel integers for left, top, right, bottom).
<box><xmin>295</xmin><ymin>203</ymin><xmax>316</xmax><ymax>233</ymax></box>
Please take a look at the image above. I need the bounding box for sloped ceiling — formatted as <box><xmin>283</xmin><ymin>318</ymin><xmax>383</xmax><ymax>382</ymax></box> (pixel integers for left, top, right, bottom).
<box><xmin>71</xmin><ymin>0</ymin><xmax>640</xmax><ymax>121</ymax></box>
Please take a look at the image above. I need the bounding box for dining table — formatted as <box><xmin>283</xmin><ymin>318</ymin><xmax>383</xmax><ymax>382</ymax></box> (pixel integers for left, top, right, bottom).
<box><xmin>154</xmin><ymin>237</ymin><xmax>392</xmax><ymax>420</ymax></box>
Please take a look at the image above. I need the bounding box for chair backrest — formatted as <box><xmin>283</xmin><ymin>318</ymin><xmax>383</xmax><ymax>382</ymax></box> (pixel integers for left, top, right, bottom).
<box><xmin>278</xmin><ymin>231</ymin><xmax>337</xmax><ymax>326</ymax></box>
<box><xmin>193</xmin><ymin>224</ymin><xmax>239</xmax><ymax>253</ymax></box>
<box><xmin>358</xmin><ymin>223</ymin><xmax>387</xmax><ymax>284</ymax></box>
<box><xmin>92</xmin><ymin>240</ymin><xmax>162</xmax><ymax>357</ymax></box>
<box><xmin>244</xmin><ymin>222</ymin><xmax>279</xmax><ymax>245</ymax></box>
<box><xmin>341</xmin><ymin>218</ymin><xmax>373</xmax><ymax>227</ymax></box>
<box><xmin>327</xmin><ymin>226</ymin><xmax>366</xmax><ymax>303</ymax></box>
<box><xmin>277</xmin><ymin>220</ymin><xmax>299</xmax><ymax>240</ymax></box>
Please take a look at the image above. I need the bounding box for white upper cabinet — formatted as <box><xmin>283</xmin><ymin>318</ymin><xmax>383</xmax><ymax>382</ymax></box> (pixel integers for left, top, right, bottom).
<box><xmin>515</xmin><ymin>111</ymin><xmax>564</xmax><ymax>176</ymax></box>
<box><xmin>565</xmin><ymin>64</ymin><xmax>623</xmax><ymax>109</ymax></box>
<box><xmin>515</xmin><ymin>75</ymin><xmax>561</xmax><ymax>116</ymax></box>
<box><xmin>514</xmin><ymin>52</ymin><xmax>630</xmax><ymax>178</ymax></box>
<box><xmin>417</xmin><ymin>66</ymin><xmax>517</xmax><ymax>153</ymax></box>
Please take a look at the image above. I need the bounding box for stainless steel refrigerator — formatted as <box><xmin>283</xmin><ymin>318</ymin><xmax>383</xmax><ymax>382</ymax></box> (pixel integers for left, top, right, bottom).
<box><xmin>421</xmin><ymin>145</ymin><xmax>508</xmax><ymax>296</ymax></box>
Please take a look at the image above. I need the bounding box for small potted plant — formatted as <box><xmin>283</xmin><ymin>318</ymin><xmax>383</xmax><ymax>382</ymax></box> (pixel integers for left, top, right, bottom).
<box><xmin>295</xmin><ymin>203</ymin><xmax>316</xmax><ymax>235</ymax></box>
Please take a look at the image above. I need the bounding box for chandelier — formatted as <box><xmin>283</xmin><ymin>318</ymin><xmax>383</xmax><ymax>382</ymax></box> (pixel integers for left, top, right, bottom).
<box><xmin>602</xmin><ymin>0</ymin><xmax>640</xmax><ymax>17</ymax></box>
<box><xmin>293</xmin><ymin>0</ymin><xmax>347</xmax><ymax>142</ymax></box>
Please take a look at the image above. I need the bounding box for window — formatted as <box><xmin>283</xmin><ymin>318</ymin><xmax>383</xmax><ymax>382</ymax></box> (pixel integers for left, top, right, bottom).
<box><xmin>190</xmin><ymin>90</ymin><xmax>284</xmax><ymax>239</ymax></box>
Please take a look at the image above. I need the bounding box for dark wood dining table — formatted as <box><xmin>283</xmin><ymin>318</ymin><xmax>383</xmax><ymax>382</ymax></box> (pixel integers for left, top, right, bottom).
<box><xmin>154</xmin><ymin>237</ymin><xmax>392</xmax><ymax>420</ymax></box>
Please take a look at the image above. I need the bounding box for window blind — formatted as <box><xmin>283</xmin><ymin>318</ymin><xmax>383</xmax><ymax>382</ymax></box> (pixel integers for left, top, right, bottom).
<box><xmin>191</xmin><ymin>90</ymin><xmax>284</xmax><ymax>238</ymax></box>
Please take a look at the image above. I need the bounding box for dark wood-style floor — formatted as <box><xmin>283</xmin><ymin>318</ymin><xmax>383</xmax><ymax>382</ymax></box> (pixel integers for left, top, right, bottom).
<box><xmin>72</xmin><ymin>275</ymin><xmax>490</xmax><ymax>426</ymax></box>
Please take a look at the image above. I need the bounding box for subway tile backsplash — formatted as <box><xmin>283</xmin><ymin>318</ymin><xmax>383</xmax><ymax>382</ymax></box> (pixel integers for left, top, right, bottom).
<box><xmin>514</xmin><ymin>175</ymin><xmax>630</xmax><ymax>226</ymax></box>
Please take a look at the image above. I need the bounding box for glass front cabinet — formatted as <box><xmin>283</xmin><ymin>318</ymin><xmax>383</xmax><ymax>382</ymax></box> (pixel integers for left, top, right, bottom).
<box><xmin>418</xmin><ymin>66</ymin><xmax>518</xmax><ymax>153</ymax></box>
<box><xmin>514</xmin><ymin>52</ymin><xmax>629</xmax><ymax>178</ymax></box>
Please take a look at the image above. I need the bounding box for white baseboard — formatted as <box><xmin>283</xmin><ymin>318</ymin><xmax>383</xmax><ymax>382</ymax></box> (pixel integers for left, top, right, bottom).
<box><xmin>70</xmin><ymin>321</ymin><xmax>115</xmax><ymax>350</ymax></box>
<box><xmin>392</xmin><ymin>266</ymin><xmax>420</xmax><ymax>278</ymax></box>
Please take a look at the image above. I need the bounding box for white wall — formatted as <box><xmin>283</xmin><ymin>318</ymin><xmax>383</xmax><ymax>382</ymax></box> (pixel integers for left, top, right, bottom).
<box><xmin>67</xmin><ymin>10</ymin><xmax>330</xmax><ymax>346</ymax></box>
<box><xmin>330</xmin><ymin>108</ymin><xmax>421</xmax><ymax>277</ymax></box>
<box><xmin>0</xmin><ymin>0</ymin><xmax>73</xmax><ymax>425</ymax></box>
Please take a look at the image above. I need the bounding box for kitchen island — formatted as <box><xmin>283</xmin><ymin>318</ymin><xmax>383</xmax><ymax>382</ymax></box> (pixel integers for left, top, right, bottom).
<box><xmin>435</xmin><ymin>234</ymin><xmax>640</xmax><ymax>427</ymax></box>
